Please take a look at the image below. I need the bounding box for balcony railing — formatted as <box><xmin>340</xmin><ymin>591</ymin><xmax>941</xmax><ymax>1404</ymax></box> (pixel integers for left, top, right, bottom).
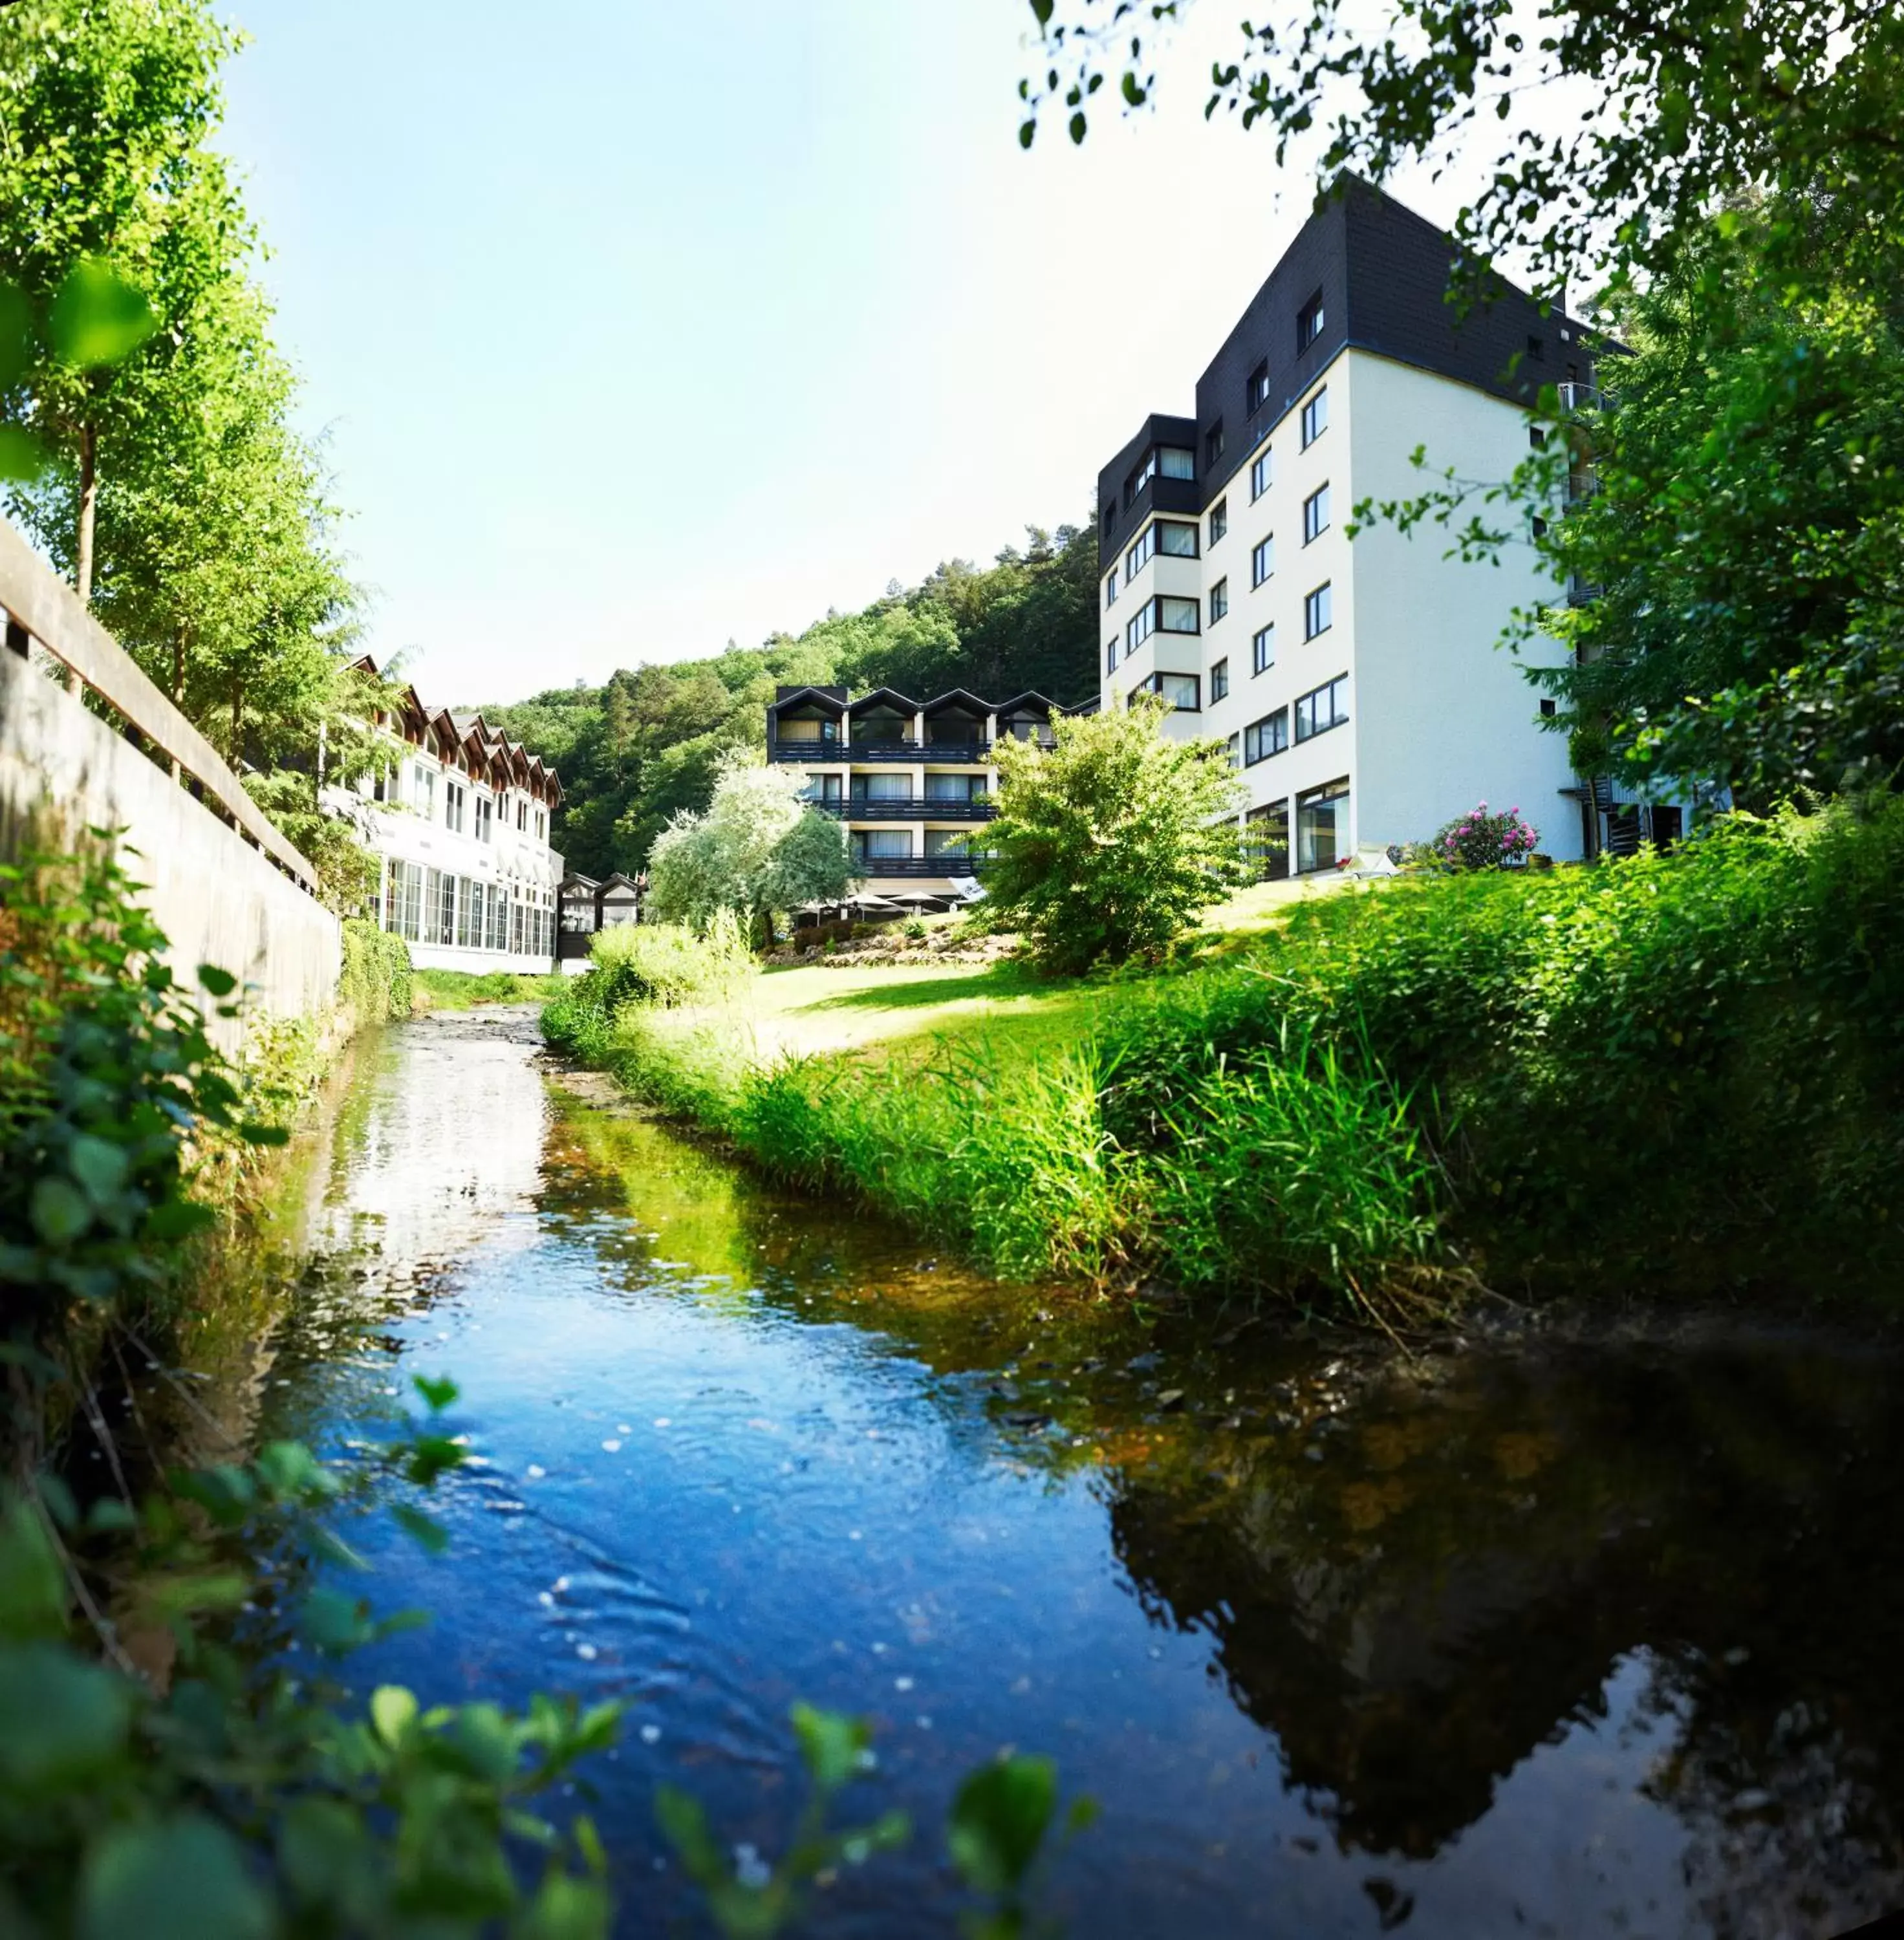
<box><xmin>1557</xmin><ymin>382</ymin><xmax>1602</xmax><ymax>412</ymax></box>
<box><xmin>854</xmin><ymin>855</ymin><xmax>991</xmax><ymax>878</ymax></box>
<box><xmin>817</xmin><ymin>796</ymin><xmax>995</xmax><ymax>821</ymax></box>
<box><xmin>770</xmin><ymin>738</ymin><xmax>994</xmax><ymax>764</ymax></box>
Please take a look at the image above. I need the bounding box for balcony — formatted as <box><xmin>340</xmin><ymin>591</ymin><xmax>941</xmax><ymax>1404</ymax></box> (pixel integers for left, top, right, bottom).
<box><xmin>1557</xmin><ymin>382</ymin><xmax>1602</xmax><ymax>413</ymax></box>
<box><xmin>818</xmin><ymin>796</ymin><xmax>996</xmax><ymax>821</ymax></box>
<box><xmin>854</xmin><ymin>855</ymin><xmax>991</xmax><ymax>878</ymax></box>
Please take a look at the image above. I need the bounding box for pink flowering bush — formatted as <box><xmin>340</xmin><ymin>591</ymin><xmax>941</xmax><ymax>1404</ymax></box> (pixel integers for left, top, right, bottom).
<box><xmin>1430</xmin><ymin>801</ymin><xmax>1540</xmax><ymax>870</ymax></box>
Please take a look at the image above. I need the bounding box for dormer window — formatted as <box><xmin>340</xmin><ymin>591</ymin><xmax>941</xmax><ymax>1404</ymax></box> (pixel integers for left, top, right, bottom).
<box><xmin>1297</xmin><ymin>290</ymin><xmax>1325</xmax><ymax>351</ymax></box>
<box><xmin>1246</xmin><ymin>360</ymin><xmax>1270</xmax><ymax>413</ymax></box>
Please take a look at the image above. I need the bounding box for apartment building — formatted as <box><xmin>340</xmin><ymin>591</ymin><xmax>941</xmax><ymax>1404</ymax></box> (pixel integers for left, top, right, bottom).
<box><xmin>1098</xmin><ymin>177</ymin><xmax>1615</xmax><ymax>874</ymax></box>
<box><xmin>764</xmin><ymin>685</ymin><xmax>1089</xmax><ymax>900</ymax></box>
<box><xmin>322</xmin><ymin>656</ymin><xmax>564</xmax><ymax>972</ymax></box>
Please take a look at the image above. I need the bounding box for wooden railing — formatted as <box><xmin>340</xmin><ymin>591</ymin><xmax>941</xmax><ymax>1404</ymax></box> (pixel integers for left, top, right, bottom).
<box><xmin>0</xmin><ymin>518</ymin><xmax>322</xmax><ymax>898</ymax></box>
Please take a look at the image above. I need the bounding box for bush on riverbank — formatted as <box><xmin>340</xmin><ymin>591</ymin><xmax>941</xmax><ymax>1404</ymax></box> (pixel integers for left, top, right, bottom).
<box><xmin>409</xmin><ymin>965</ymin><xmax>562</xmax><ymax>1011</ymax></box>
<box><xmin>542</xmin><ymin>918</ymin><xmax>753</xmax><ymax>1062</ymax></box>
<box><xmin>550</xmin><ymin>800</ymin><xmax>1904</xmax><ymax>1311</ymax></box>
<box><xmin>340</xmin><ymin>916</ymin><xmax>412</xmax><ymax>1024</ymax></box>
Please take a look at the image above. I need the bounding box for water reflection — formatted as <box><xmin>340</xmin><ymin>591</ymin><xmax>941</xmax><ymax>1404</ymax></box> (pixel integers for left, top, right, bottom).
<box><xmin>259</xmin><ymin>1013</ymin><xmax>1904</xmax><ymax>1938</ymax></box>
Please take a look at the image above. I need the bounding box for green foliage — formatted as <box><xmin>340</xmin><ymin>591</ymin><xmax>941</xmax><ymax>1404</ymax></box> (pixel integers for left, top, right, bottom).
<box><xmin>539</xmin><ymin>919</ymin><xmax>755</xmax><ymax>1065</ymax></box>
<box><xmin>646</xmin><ymin>758</ymin><xmax>856</xmax><ymax>936</ymax></box>
<box><xmin>339</xmin><ymin>917</ymin><xmax>412</xmax><ymax>1026</ymax></box>
<box><xmin>949</xmin><ymin>1754</ymin><xmax>1098</xmax><ymax>1940</ymax></box>
<box><xmin>1018</xmin><ymin>0</ymin><xmax>1904</xmax><ymax>310</ymax></box>
<box><xmin>409</xmin><ymin>967</ymin><xmax>562</xmax><ymax>1011</ymax></box>
<box><xmin>481</xmin><ymin>524</ymin><xmax>1101</xmax><ymax>881</ymax></box>
<box><xmin>244</xmin><ymin>770</ymin><xmax>378</xmax><ymax>914</ymax></box>
<box><xmin>983</xmin><ymin>695</ymin><xmax>1246</xmax><ymax>975</ymax></box>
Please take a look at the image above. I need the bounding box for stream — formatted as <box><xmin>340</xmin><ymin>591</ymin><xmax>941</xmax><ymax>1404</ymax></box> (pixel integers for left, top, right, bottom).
<box><xmin>242</xmin><ymin>1006</ymin><xmax>1904</xmax><ymax>1937</ymax></box>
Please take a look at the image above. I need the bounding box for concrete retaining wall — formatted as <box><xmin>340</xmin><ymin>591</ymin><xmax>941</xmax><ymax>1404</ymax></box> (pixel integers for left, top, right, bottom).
<box><xmin>0</xmin><ymin>649</ymin><xmax>340</xmax><ymax>1045</ymax></box>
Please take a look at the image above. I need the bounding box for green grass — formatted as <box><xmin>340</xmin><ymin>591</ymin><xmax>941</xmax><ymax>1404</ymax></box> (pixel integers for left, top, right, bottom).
<box><xmin>542</xmin><ymin>801</ymin><xmax>1904</xmax><ymax>1318</ymax></box>
<box><xmin>411</xmin><ymin>967</ymin><xmax>566</xmax><ymax>1011</ymax></box>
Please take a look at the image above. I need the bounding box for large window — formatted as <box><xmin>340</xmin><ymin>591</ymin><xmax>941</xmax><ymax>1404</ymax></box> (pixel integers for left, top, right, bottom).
<box><xmin>1301</xmin><ymin>386</ymin><xmax>1328</xmax><ymax>447</ymax></box>
<box><xmin>1209</xmin><ymin>577</ymin><xmax>1228</xmax><ymax>625</ymax></box>
<box><xmin>851</xmin><ymin>773</ymin><xmax>910</xmax><ymax>802</ymax></box>
<box><xmin>1209</xmin><ymin>498</ymin><xmax>1227</xmax><ymax>545</ymax></box>
<box><xmin>1158</xmin><ymin>519</ymin><xmax>1198</xmax><ymax>557</ymax></box>
<box><xmin>1294</xmin><ymin>673</ymin><xmax>1349</xmax><ymax>742</ymax></box>
<box><xmin>1303</xmin><ymin>483</ymin><xmax>1331</xmax><ymax>544</ymax></box>
<box><xmin>1244</xmin><ymin>709</ymin><xmax>1289</xmax><ymax>765</ymax></box>
<box><xmin>1304</xmin><ymin>581</ymin><xmax>1334</xmax><ymax>639</ymax></box>
<box><xmin>854</xmin><ymin>829</ymin><xmax>914</xmax><ymax>860</ymax></box>
<box><xmin>1297</xmin><ymin>289</ymin><xmax>1325</xmax><ymax>351</ymax></box>
<box><xmin>1125</xmin><ymin>524</ymin><xmax>1156</xmax><ymax>581</ymax></box>
<box><xmin>1132</xmin><ymin>671</ymin><xmax>1199</xmax><ymax>711</ymax></box>
<box><xmin>1246</xmin><ymin>799</ymin><xmax>1291</xmax><ymax>880</ymax></box>
<box><xmin>1125</xmin><ymin>603</ymin><xmax>1154</xmax><ymax>652</ymax></box>
<box><xmin>1252</xmin><ymin>623</ymin><xmax>1275</xmax><ymax>676</ymax></box>
<box><xmin>1210</xmin><ymin>657</ymin><xmax>1229</xmax><ymax>703</ymax></box>
<box><xmin>1297</xmin><ymin>779</ymin><xmax>1350</xmax><ymax>872</ymax></box>
<box><xmin>802</xmin><ymin>773</ymin><xmax>844</xmax><ymax>804</ymax></box>
<box><xmin>1246</xmin><ymin>360</ymin><xmax>1271</xmax><ymax>413</ymax></box>
<box><xmin>925</xmin><ymin>772</ymin><xmax>986</xmax><ymax>801</ymax></box>
<box><xmin>1251</xmin><ymin>448</ymin><xmax>1272</xmax><ymax>501</ymax></box>
<box><xmin>1158</xmin><ymin>596</ymin><xmax>1199</xmax><ymax>634</ymax></box>
<box><xmin>1251</xmin><ymin>534</ymin><xmax>1274</xmax><ymax>588</ymax></box>
<box><xmin>1158</xmin><ymin>447</ymin><xmax>1195</xmax><ymax>480</ymax></box>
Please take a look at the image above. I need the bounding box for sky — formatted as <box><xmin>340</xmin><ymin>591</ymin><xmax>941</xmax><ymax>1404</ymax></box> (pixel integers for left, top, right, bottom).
<box><xmin>217</xmin><ymin>0</ymin><xmax>1528</xmax><ymax>707</ymax></box>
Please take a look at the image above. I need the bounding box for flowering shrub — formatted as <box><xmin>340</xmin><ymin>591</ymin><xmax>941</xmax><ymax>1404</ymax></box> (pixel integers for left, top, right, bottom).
<box><xmin>1431</xmin><ymin>802</ymin><xmax>1540</xmax><ymax>869</ymax></box>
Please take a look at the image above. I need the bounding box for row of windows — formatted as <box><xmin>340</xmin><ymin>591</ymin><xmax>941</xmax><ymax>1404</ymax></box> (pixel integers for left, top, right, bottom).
<box><xmin>1107</xmin><ymin>385</ymin><xmax>1333</xmax><ymax>610</ymax></box>
<box><xmin>1231</xmin><ymin>674</ymin><xmax>1349</xmax><ymax>766</ymax></box>
<box><xmin>803</xmin><ymin>774</ymin><xmax>990</xmax><ymax>803</ymax></box>
<box><xmin>851</xmin><ymin>829</ymin><xmax>987</xmax><ymax>861</ymax></box>
<box><xmin>377</xmin><ymin>760</ymin><xmax>546</xmax><ymax>843</ymax></box>
<box><xmin>1110</xmin><ymin>580</ymin><xmax>1330</xmax><ymax>678</ymax></box>
<box><xmin>1240</xmin><ymin>776</ymin><xmax>1348</xmax><ymax>879</ymax></box>
<box><xmin>382</xmin><ymin>860</ymin><xmax>554</xmax><ymax>957</ymax></box>
<box><xmin>1123</xmin><ymin>443</ymin><xmax>1196</xmax><ymax>510</ymax></box>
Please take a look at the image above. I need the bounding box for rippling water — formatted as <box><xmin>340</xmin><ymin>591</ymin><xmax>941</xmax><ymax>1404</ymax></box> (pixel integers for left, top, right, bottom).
<box><xmin>246</xmin><ymin>1008</ymin><xmax>1904</xmax><ymax>1937</ymax></box>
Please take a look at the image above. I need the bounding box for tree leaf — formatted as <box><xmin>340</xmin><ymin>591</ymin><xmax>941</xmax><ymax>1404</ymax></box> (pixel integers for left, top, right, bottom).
<box><xmin>947</xmin><ymin>1754</ymin><xmax>1058</xmax><ymax>1895</ymax></box>
<box><xmin>78</xmin><ymin>1813</ymin><xmax>272</xmax><ymax>1940</ymax></box>
<box><xmin>0</xmin><ymin>1644</ymin><xmax>132</xmax><ymax>1785</ymax></box>
<box><xmin>50</xmin><ymin>260</ymin><xmax>158</xmax><ymax>369</ymax></box>
<box><xmin>370</xmin><ymin>1683</ymin><xmax>418</xmax><ymax>1747</ymax></box>
<box><xmin>29</xmin><ymin>1176</ymin><xmax>91</xmax><ymax>1245</ymax></box>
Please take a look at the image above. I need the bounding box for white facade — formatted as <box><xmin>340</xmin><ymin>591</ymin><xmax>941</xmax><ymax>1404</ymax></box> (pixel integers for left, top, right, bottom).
<box><xmin>324</xmin><ymin>680</ymin><xmax>563</xmax><ymax>975</ymax></box>
<box><xmin>1101</xmin><ymin>350</ymin><xmax>1587</xmax><ymax>872</ymax></box>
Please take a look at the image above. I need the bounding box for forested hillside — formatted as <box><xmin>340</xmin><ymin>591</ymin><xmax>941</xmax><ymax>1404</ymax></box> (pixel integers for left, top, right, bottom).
<box><xmin>479</xmin><ymin>521</ymin><xmax>1099</xmax><ymax>879</ymax></box>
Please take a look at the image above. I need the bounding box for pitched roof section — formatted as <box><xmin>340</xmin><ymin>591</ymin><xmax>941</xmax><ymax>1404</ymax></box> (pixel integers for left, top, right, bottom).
<box><xmin>354</xmin><ymin>654</ymin><xmax>562</xmax><ymax>803</ymax></box>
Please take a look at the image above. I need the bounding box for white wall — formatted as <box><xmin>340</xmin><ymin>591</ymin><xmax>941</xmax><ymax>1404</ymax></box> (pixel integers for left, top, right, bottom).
<box><xmin>1346</xmin><ymin>354</ymin><xmax>1583</xmax><ymax>859</ymax></box>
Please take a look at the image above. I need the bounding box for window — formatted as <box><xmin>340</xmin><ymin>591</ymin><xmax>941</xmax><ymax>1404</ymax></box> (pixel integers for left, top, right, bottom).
<box><xmin>1297</xmin><ymin>289</ymin><xmax>1325</xmax><ymax>351</ymax></box>
<box><xmin>924</xmin><ymin>828</ymin><xmax>969</xmax><ymax>859</ymax></box>
<box><xmin>1125</xmin><ymin>524</ymin><xmax>1155</xmax><ymax>582</ymax></box>
<box><xmin>803</xmin><ymin>773</ymin><xmax>844</xmax><ymax>804</ymax></box>
<box><xmin>1300</xmin><ymin>386</ymin><xmax>1328</xmax><ymax>446</ymax></box>
<box><xmin>517</xmin><ymin>799</ymin><xmax>528</xmax><ymax>831</ymax></box>
<box><xmin>1158</xmin><ymin>520</ymin><xmax>1198</xmax><ymax>557</ymax></box>
<box><xmin>457</xmin><ymin>877</ymin><xmax>475</xmax><ymax>948</ymax></box>
<box><xmin>1297</xmin><ymin>779</ymin><xmax>1350</xmax><ymax>872</ymax></box>
<box><xmin>1303</xmin><ymin>484</ymin><xmax>1330</xmax><ymax>544</ymax></box>
<box><xmin>1252</xmin><ymin>623</ymin><xmax>1275</xmax><ymax>675</ymax></box>
<box><xmin>1205</xmin><ymin>420</ymin><xmax>1225</xmax><ymax>467</ymax></box>
<box><xmin>1105</xmin><ymin>571</ymin><xmax>1118</xmax><ymax>610</ymax></box>
<box><xmin>1209</xmin><ymin>578</ymin><xmax>1228</xmax><ymax>625</ymax></box>
<box><xmin>1530</xmin><ymin>424</ymin><xmax>1547</xmax><ymax>449</ymax></box>
<box><xmin>1526</xmin><ymin>333</ymin><xmax>1544</xmax><ymax>361</ymax></box>
<box><xmin>1209</xmin><ymin>499</ymin><xmax>1227</xmax><ymax>545</ymax></box>
<box><xmin>1125</xmin><ymin>451</ymin><xmax>1156</xmax><ymax>506</ymax></box>
<box><xmin>1531</xmin><ymin>515</ymin><xmax>1549</xmax><ymax>539</ymax></box>
<box><xmin>536</xmin><ymin>808</ymin><xmax>546</xmax><ymax>841</ymax></box>
<box><xmin>413</xmin><ymin>763</ymin><xmax>436</xmax><ymax>819</ymax></box>
<box><xmin>489</xmin><ymin>886</ymin><xmax>508</xmax><ymax>953</ymax></box>
<box><xmin>854</xmin><ymin>828</ymin><xmax>914</xmax><ymax>861</ymax></box>
<box><xmin>1247</xmin><ymin>799</ymin><xmax>1291</xmax><ymax>880</ymax></box>
<box><xmin>1294</xmin><ymin>673</ymin><xmax>1349</xmax><ymax>741</ymax></box>
<box><xmin>1539</xmin><ymin>698</ymin><xmax>1558</xmax><ymax>718</ymax></box>
<box><xmin>925</xmin><ymin>772</ymin><xmax>986</xmax><ymax>801</ymax></box>
<box><xmin>1251</xmin><ymin>534</ymin><xmax>1274</xmax><ymax>588</ymax></box>
<box><xmin>1133</xmin><ymin>671</ymin><xmax>1199</xmax><ymax>711</ymax></box>
<box><xmin>1244</xmin><ymin>709</ymin><xmax>1289</xmax><ymax>765</ymax></box>
<box><xmin>1250</xmin><ymin>448</ymin><xmax>1272</xmax><ymax>501</ymax></box>
<box><xmin>1226</xmin><ymin>733</ymin><xmax>1240</xmax><ymax>770</ymax></box>
<box><xmin>445</xmin><ymin>779</ymin><xmax>466</xmax><ymax>834</ymax></box>
<box><xmin>852</xmin><ymin>772</ymin><xmax>911</xmax><ymax>802</ymax></box>
<box><xmin>1246</xmin><ymin>360</ymin><xmax>1271</xmax><ymax>413</ymax></box>
<box><xmin>1158</xmin><ymin>596</ymin><xmax>1199</xmax><ymax>634</ymax></box>
<box><xmin>475</xmin><ymin>793</ymin><xmax>493</xmax><ymax>843</ymax></box>
<box><xmin>1106</xmin><ymin>636</ymin><xmax>1119</xmax><ymax>674</ymax></box>
<box><xmin>1125</xmin><ymin>603</ymin><xmax>1154</xmax><ymax>652</ymax></box>
<box><xmin>1304</xmin><ymin>581</ymin><xmax>1334</xmax><ymax>638</ymax></box>
<box><xmin>1158</xmin><ymin>447</ymin><xmax>1196</xmax><ymax>480</ymax></box>
<box><xmin>1211</xmin><ymin>657</ymin><xmax>1229</xmax><ymax>703</ymax></box>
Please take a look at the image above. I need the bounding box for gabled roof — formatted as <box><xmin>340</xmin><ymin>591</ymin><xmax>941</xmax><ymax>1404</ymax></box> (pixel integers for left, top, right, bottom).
<box><xmin>768</xmin><ymin>685</ymin><xmax>849</xmax><ymax>715</ymax></box>
<box><xmin>991</xmin><ymin>691</ymin><xmax>1061</xmax><ymax>717</ymax></box>
<box><xmin>846</xmin><ymin>687</ymin><xmax>919</xmax><ymax>715</ymax></box>
<box><xmin>920</xmin><ymin>687</ymin><xmax>990</xmax><ymax>717</ymax></box>
<box><xmin>351</xmin><ymin>654</ymin><xmax>561</xmax><ymax>801</ymax></box>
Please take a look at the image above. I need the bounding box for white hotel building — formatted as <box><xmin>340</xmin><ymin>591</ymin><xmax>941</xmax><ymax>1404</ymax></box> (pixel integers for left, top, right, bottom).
<box><xmin>323</xmin><ymin>658</ymin><xmax>564</xmax><ymax>973</ymax></box>
<box><xmin>1099</xmin><ymin>178</ymin><xmax>1638</xmax><ymax>873</ymax></box>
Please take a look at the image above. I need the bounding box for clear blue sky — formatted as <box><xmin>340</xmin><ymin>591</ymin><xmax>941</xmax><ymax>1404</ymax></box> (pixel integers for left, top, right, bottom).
<box><xmin>218</xmin><ymin>0</ymin><xmax>1495</xmax><ymax>706</ymax></box>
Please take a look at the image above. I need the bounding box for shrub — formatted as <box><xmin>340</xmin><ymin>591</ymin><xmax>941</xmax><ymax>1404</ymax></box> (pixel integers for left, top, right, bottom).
<box><xmin>983</xmin><ymin>693</ymin><xmax>1247</xmax><ymax>975</ymax></box>
<box><xmin>340</xmin><ymin>916</ymin><xmax>411</xmax><ymax>1024</ymax></box>
<box><xmin>1429</xmin><ymin>801</ymin><xmax>1540</xmax><ymax>870</ymax></box>
<box><xmin>541</xmin><ymin>918</ymin><xmax>755</xmax><ymax>1062</ymax></box>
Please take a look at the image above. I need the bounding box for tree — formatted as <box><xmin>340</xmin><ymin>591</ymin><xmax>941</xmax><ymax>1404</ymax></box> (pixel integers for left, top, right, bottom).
<box><xmin>645</xmin><ymin>757</ymin><xmax>859</xmax><ymax>942</ymax></box>
<box><xmin>1018</xmin><ymin>0</ymin><xmax>1904</xmax><ymax>306</ymax></box>
<box><xmin>982</xmin><ymin>694</ymin><xmax>1246</xmax><ymax>975</ymax></box>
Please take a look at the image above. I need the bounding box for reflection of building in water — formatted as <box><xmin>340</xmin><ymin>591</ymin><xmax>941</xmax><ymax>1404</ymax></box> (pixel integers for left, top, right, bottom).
<box><xmin>318</xmin><ymin>1020</ymin><xmax>549</xmax><ymax>1267</ymax></box>
<box><xmin>1105</xmin><ymin>1343</ymin><xmax>1904</xmax><ymax>1928</ymax></box>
